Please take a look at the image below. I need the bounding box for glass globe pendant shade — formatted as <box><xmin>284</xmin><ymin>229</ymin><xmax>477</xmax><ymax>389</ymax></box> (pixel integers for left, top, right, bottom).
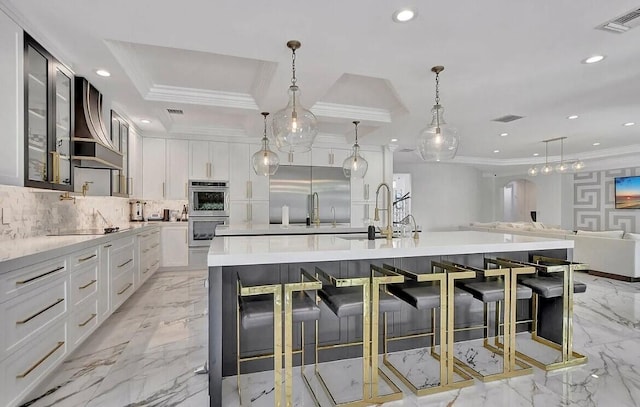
<box><xmin>555</xmin><ymin>162</ymin><xmax>569</xmax><ymax>173</ymax></box>
<box><xmin>416</xmin><ymin>104</ymin><xmax>459</xmax><ymax>161</ymax></box>
<box><xmin>572</xmin><ymin>160</ymin><xmax>585</xmax><ymax>171</ymax></box>
<box><xmin>527</xmin><ymin>166</ymin><xmax>539</xmax><ymax>176</ymax></box>
<box><xmin>272</xmin><ymin>85</ymin><xmax>318</xmax><ymax>153</ymax></box>
<box><xmin>252</xmin><ymin>138</ymin><xmax>280</xmax><ymax>176</ymax></box>
<box><xmin>541</xmin><ymin>164</ymin><xmax>554</xmax><ymax>175</ymax></box>
<box><xmin>343</xmin><ymin>120</ymin><xmax>368</xmax><ymax>178</ymax></box>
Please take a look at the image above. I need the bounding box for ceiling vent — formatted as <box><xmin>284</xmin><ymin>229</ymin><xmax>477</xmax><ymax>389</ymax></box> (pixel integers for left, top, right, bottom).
<box><xmin>492</xmin><ymin>114</ymin><xmax>524</xmax><ymax>123</ymax></box>
<box><xmin>166</xmin><ymin>108</ymin><xmax>184</xmax><ymax>115</ymax></box>
<box><xmin>598</xmin><ymin>7</ymin><xmax>640</xmax><ymax>33</ymax></box>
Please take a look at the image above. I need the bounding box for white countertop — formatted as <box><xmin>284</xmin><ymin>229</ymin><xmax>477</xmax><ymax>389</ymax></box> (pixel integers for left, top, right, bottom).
<box><xmin>207</xmin><ymin>230</ymin><xmax>573</xmax><ymax>267</ymax></box>
<box><xmin>215</xmin><ymin>223</ymin><xmax>368</xmax><ymax>236</ymax></box>
<box><xmin>0</xmin><ymin>224</ymin><xmax>159</xmax><ymax>273</ymax></box>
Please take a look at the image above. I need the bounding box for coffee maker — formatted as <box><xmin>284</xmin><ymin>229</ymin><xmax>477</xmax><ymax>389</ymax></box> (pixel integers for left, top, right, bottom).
<box><xmin>130</xmin><ymin>200</ymin><xmax>146</xmax><ymax>221</ymax></box>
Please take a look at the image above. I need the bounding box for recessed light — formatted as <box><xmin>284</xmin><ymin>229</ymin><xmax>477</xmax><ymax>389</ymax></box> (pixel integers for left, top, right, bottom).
<box><xmin>567</xmin><ymin>115</ymin><xmax>579</xmax><ymax>120</ymax></box>
<box><xmin>593</xmin><ymin>142</ymin><xmax>601</xmax><ymax>146</ymax></box>
<box><xmin>140</xmin><ymin>119</ymin><xmax>151</xmax><ymax>124</ymax></box>
<box><xmin>591</xmin><ymin>374</ymin><xmax>599</xmax><ymax>378</ymax></box>
<box><xmin>500</xmin><ymin>133</ymin><xmax>508</xmax><ymax>137</ymax></box>
<box><xmin>533</xmin><ymin>153</ymin><xmax>539</xmax><ymax>157</ymax></box>
<box><xmin>96</xmin><ymin>69</ymin><xmax>111</xmax><ymax>77</ymax></box>
<box><xmin>392</xmin><ymin>8</ymin><xmax>416</xmax><ymax>22</ymax></box>
<box><xmin>623</xmin><ymin>122</ymin><xmax>635</xmax><ymax>127</ymax></box>
<box><xmin>493</xmin><ymin>149</ymin><xmax>500</xmax><ymax>153</ymax></box>
<box><xmin>582</xmin><ymin>55</ymin><xmax>605</xmax><ymax>64</ymax></box>
<box><xmin>391</xmin><ymin>138</ymin><xmax>398</xmax><ymax>142</ymax></box>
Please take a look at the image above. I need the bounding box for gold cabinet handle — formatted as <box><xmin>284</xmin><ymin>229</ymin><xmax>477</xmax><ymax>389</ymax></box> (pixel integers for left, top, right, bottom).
<box><xmin>104</xmin><ymin>244</ymin><xmax>112</xmax><ymax>248</ymax></box>
<box><xmin>78</xmin><ymin>254</ymin><xmax>96</xmax><ymax>262</ymax></box>
<box><xmin>152</xmin><ymin>260</ymin><xmax>160</xmax><ymax>267</ymax></box>
<box><xmin>162</xmin><ymin>182</ymin><xmax>165</xmax><ymax>198</ymax></box>
<box><xmin>16</xmin><ymin>298</ymin><xmax>64</xmax><ymax>325</ymax></box>
<box><xmin>50</xmin><ymin>151</ymin><xmax>60</xmax><ymax>184</ymax></box>
<box><xmin>117</xmin><ymin>282</ymin><xmax>133</xmax><ymax>295</ymax></box>
<box><xmin>78</xmin><ymin>313</ymin><xmax>97</xmax><ymax>327</ymax></box>
<box><xmin>151</xmin><ymin>243</ymin><xmax>159</xmax><ymax>249</ymax></box>
<box><xmin>16</xmin><ymin>341</ymin><xmax>65</xmax><ymax>379</ymax></box>
<box><xmin>16</xmin><ymin>266</ymin><xmax>64</xmax><ymax>285</ymax></box>
<box><xmin>143</xmin><ymin>267</ymin><xmax>150</xmax><ymax>274</ymax></box>
<box><xmin>117</xmin><ymin>259</ymin><xmax>133</xmax><ymax>268</ymax></box>
<box><xmin>79</xmin><ymin>279</ymin><xmax>97</xmax><ymax>290</ymax></box>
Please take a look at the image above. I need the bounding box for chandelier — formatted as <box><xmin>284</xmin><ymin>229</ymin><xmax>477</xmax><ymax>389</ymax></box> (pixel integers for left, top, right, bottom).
<box><xmin>527</xmin><ymin>137</ymin><xmax>585</xmax><ymax>176</ymax></box>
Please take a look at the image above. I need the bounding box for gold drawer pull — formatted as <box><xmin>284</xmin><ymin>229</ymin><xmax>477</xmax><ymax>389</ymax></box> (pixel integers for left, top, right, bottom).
<box><xmin>140</xmin><ymin>233</ymin><xmax>149</xmax><ymax>237</ymax></box>
<box><xmin>143</xmin><ymin>267</ymin><xmax>150</xmax><ymax>274</ymax></box>
<box><xmin>16</xmin><ymin>341</ymin><xmax>65</xmax><ymax>379</ymax></box>
<box><xmin>151</xmin><ymin>243</ymin><xmax>159</xmax><ymax>249</ymax></box>
<box><xmin>79</xmin><ymin>279</ymin><xmax>97</xmax><ymax>290</ymax></box>
<box><xmin>117</xmin><ymin>283</ymin><xmax>133</xmax><ymax>295</ymax></box>
<box><xmin>104</xmin><ymin>244</ymin><xmax>113</xmax><ymax>248</ymax></box>
<box><xmin>78</xmin><ymin>254</ymin><xmax>96</xmax><ymax>262</ymax></box>
<box><xmin>16</xmin><ymin>298</ymin><xmax>64</xmax><ymax>325</ymax></box>
<box><xmin>142</xmin><ymin>248</ymin><xmax>150</xmax><ymax>253</ymax></box>
<box><xmin>16</xmin><ymin>266</ymin><xmax>64</xmax><ymax>285</ymax></box>
<box><xmin>152</xmin><ymin>260</ymin><xmax>160</xmax><ymax>267</ymax></box>
<box><xmin>78</xmin><ymin>313</ymin><xmax>97</xmax><ymax>327</ymax></box>
<box><xmin>117</xmin><ymin>259</ymin><xmax>133</xmax><ymax>268</ymax></box>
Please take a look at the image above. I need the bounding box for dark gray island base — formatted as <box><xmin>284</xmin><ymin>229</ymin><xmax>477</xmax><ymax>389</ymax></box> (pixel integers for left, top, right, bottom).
<box><xmin>206</xmin><ymin>231</ymin><xmax>577</xmax><ymax>406</ymax></box>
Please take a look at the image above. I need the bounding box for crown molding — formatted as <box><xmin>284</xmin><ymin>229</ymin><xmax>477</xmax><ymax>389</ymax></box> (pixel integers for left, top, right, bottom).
<box><xmin>104</xmin><ymin>40</ymin><xmax>153</xmax><ymax>99</ymax></box>
<box><xmin>169</xmin><ymin>124</ymin><xmax>247</xmax><ymax>138</ymax></box>
<box><xmin>311</xmin><ymin>102</ymin><xmax>392</xmax><ymax>123</ymax></box>
<box><xmin>146</xmin><ymin>84</ymin><xmax>259</xmax><ymax>110</ymax></box>
<box><xmin>110</xmin><ymin>101</ymin><xmax>142</xmax><ymax>135</ymax></box>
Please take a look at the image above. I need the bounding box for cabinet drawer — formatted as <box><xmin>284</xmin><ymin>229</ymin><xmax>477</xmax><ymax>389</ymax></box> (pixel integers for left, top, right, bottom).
<box><xmin>110</xmin><ymin>242</ymin><xmax>135</xmax><ymax>280</ymax></box>
<box><xmin>69</xmin><ymin>246</ymin><xmax>99</xmax><ymax>271</ymax></box>
<box><xmin>4</xmin><ymin>322</ymin><xmax>67</xmax><ymax>407</ymax></box>
<box><xmin>111</xmin><ymin>269</ymin><xmax>135</xmax><ymax>312</ymax></box>
<box><xmin>69</xmin><ymin>297</ymin><xmax>98</xmax><ymax>347</ymax></box>
<box><xmin>3</xmin><ymin>256</ymin><xmax>67</xmax><ymax>299</ymax></box>
<box><xmin>70</xmin><ymin>263</ymin><xmax>98</xmax><ymax>305</ymax></box>
<box><xmin>2</xmin><ymin>278</ymin><xmax>67</xmax><ymax>355</ymax></box>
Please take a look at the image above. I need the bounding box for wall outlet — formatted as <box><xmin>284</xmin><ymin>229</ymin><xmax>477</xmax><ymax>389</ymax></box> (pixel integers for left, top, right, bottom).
<box><xmin>1</xmin><ymin>207</ymin><xmax>11</xmax><ymax>225</ymax></box>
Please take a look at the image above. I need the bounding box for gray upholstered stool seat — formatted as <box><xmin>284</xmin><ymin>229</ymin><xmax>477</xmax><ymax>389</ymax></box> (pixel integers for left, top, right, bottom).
<box><xmin>519</xmin><ymin>276</ymin><xmax>587</xmax><ymax>298</ymax></box>
<box><xmin>240</xmin><ymin>291</ymin><xmax>320</xmax><ymax>329</ymax></box>
<box><xmin>459</xmin><ymin>280</ymin><xmax>533</xmax><ymax>303</ymax></box>
<box><xmin>387</xmin><ymin>282</ymin><xmax>473</xmax><ymax>310</ymax></box>
<box><xmin>319</xmin><ymin>285</ymin><xmax>402</xmax><ymax>318</ymax></box>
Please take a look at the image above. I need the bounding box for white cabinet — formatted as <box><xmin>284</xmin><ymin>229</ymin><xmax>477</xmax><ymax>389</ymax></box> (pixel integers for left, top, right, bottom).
<box><xmin>351</xmin><ymin>203</ymin><xmax>374</xmax><ymax>227</ymax></box>
<box><xmin>189</xmin><ymin>141</ymin><xmax>229</xmax><ymax>180</ymax></box>
<box><xmin>160</xmin><ymin>225</ymin><xmax>188</xmax><ymax>267</ymax></box>
<box><xmin>351</xmin><ymin>149</ymin><xmax>383</xmax><ymax>203</ymax></box>
<box><xmin>229</xmin><ymin>201</ymin><xmax>269</xmax><ymax>225</ymax></box>
<box><xmin>311</xmin><ymin>147</ymin><xmax>350</xmax><ymax>168</ymax></box>
<box><xmin>0</xmin><ymin>10</ymin><xmax>23</xmax><ymax>186</ymax></box>
<box><xmin>229</xmin><ymin>143</ymin><xmax>270</xmax><ymax>201</ymax></box>
<box><xmin>166</xmin><ymin>139</ymin><xmax>189</xmax><ymax>199</ymax></box>
<box><xmin>280</xmin><ymin>150</ymin><xmax>311</xmax><ymax>166</ymax></box>
<box><xmin>128</xmin><ymin>130</ymin><xmax>143</xmax><ymax>197</ymax></box>
<box><xmin>142</xmin><ymin>138</ymin><xmax>166</xmax><ymax>199</ymax></box>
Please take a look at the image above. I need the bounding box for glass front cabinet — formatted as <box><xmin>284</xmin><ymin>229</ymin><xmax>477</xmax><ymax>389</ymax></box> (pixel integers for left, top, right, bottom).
<box><xmin>110</xmin><ymin>111</ymin><xmax>129</xmax><ymax>196</ymax></box>
<box><xmin>24</xmin><ymin>33</ymin><xmax>73</xmax><ymax>190</ymax></box>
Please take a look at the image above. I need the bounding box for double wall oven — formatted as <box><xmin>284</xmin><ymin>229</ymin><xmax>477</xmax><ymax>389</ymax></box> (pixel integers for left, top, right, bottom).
<box><xmin>188</xmin><ymin>180</ymin><xmax>229</xmax><ymax>247</ymax></box>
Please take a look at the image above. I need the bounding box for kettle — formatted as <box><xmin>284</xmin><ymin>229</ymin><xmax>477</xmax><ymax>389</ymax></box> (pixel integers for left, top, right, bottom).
<box><xmin>130</xmin><ymin>201</ymin><xmax>146</xmax><ymax>221</ymax></box>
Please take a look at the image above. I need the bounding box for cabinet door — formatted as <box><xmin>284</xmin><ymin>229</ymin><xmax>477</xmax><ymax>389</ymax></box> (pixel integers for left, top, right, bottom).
<box><xmin>160</xmin><ymin>226</ymin><xmax>188</xmax><ymax>267</ymax></box>
<box><xmin>165</xmin><ymin>139</ymin><xmax>189</xmax><ymax>199</ymax></box>
<box><xmin>189</xmin><ymin>140</ymin><xmax>209</xmax><ymax>179</ymax></box>
<box><xmin>352</xmin><ymin>150</ymin><xmax>383</xmax><ymax>203</ymax></box>
<box><xmin>0</xmin><ymin>10</ymin><xmax>23</xmax><ymax>186</ymax></box>
<box><xmin>25</xmin><ymin>43</ymin><xmax>49</xmax><ymax>185</ymax></box>
<box><xmin>229</xmin><ymin>143</ymin><xmax>250</xmax><ymax>201</ymax></box>
<box><xmin>312</xmin><ymin>147</ymin><xmax>350</xmax><ymax>168</ymax></box>
<box><xmin>209</xmin><ymin>141</ymin><xmax>229</xmax><ymax>180</ymax></box>
<box><xmin>130</xmin><ymin>131</ymin><xmax>143</xmax><ymax>197</ymax></box>
<box><xmin>53</xmin><ymin>66</ymin><xmax>73</xmax><ymax>187</ymax></box>
<box><xmin>251</xmin><ymin>201</ymin><xmax>270</xmax><ymax>224</ymax></box>
<box><xmin>229</xmin><ymin>201</ymin><xmax>249</xmax><ymax>225</ymax></box>
<box><xmin>281</xmin><ymin>150</ymin><xmax>311</xmax><ymax>166</ymax></box>
<box><xmin>249</xmin><ymin>143</ymin><xmax>271</xmax><ymax>201</ymax></box>
<box><xmin>142</xmin><ymin>138</ymin><xmax>166</xmax><ymax>199</ymax></box>
<box><xmin>351</xmin><ymin>203</ymin><xmax>373</xmax><ymax>227</ymax></box>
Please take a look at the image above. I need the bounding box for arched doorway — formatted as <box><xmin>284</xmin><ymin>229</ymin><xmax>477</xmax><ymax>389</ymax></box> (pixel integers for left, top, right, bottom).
<box><xmin>503</xmin><ymin>179</ymin><xmax>537</xmax><ymax>222</ymax></box>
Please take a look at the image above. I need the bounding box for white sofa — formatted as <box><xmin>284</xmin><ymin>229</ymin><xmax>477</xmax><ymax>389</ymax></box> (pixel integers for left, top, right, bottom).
<box><xmin>462</xmin><ymin>222</ymin><xmax>640</xmax><ymax>280</ymax></box>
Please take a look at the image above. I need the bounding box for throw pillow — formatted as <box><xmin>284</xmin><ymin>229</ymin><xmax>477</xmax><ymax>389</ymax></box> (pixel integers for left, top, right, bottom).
<box><xmin>576</xmin><ymin>230</ymin><xmax>625</xmax><ymax>239</ymax></box>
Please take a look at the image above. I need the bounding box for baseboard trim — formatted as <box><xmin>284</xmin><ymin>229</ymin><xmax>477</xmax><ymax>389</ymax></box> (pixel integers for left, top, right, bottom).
<box><xmin>587</xmin><ymin>269</ymin><xmax>640</xmax><ymax>282</ymax></box>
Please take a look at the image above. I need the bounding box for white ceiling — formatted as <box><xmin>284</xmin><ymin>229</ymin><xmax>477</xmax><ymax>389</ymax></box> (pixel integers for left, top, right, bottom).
<box><xmin>4</xmin><ymin>0</ymin><xmax>640</xmax><ymax>170</ymax></box>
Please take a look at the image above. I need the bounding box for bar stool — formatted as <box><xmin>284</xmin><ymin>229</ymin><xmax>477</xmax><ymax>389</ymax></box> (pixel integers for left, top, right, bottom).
<box><xmin>380</xmin><ymin>263</ymin><xmax>475</xmax><ymax>396</ymax></box>
<box><xmin>236</xmin><ymin>270</ymin><xmax>322</xmax><ymax>406</ymax></box>
<box><xmin>442</xmin><ymin>260</ymin><xmax>534</xmax><ymax>381</ymax></box>
<box><xmin>314</xmin><ymin>265</ymin><xmax>403</xmax><ymax>406</ymax></box>
<box><xmin>495</xmin><ymin>256</ymin><xmax>588</xmax><ymax>370</ymax></box>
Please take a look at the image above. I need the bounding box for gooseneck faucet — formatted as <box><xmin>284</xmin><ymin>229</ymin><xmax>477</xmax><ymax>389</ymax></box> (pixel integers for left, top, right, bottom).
<box><xmin>374</xmin><ymin>183</ymin><xmax>393</xmax><ymax>240</ymax></box>
<box><xmin>312</xmin><ymin>192</ymin><xmax>320</xmax><ymax>225</ymax></box>
<box><xmin>400</xmin><ymin>214</ymin><xmax>420</xmax><ymax>240</ymax></box>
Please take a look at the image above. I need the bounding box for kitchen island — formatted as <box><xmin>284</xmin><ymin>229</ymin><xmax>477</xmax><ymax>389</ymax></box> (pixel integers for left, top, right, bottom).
<box><xmin>207</xmin><ymin>230</ymin><xmax>574</xmax><ymax>406</ymax></box>
<box><xmin>215</xmin><ymin>223</ymin><xmax>369</xmax><ymax>236</ymax></box>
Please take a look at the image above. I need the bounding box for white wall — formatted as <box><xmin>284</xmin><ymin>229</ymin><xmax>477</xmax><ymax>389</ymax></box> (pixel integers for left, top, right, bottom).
<box><xmin>394</xmin><ymin>162</ymin><xmax>484</xmax><ymax>231</ymax></box>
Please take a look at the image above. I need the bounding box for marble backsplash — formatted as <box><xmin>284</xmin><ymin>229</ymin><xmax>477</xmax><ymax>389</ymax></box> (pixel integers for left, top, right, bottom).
<box><xmin>0</xmin><ymin>185</ymin><xmax>187</xmax><ymax>241</ymax></box>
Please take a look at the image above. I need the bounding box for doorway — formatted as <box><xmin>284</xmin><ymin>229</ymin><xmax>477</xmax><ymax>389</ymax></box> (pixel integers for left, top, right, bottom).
<box><xmin>503</xmin><ymin>179</ymin><xmax>536</xmax><ymax>222</ymax></box>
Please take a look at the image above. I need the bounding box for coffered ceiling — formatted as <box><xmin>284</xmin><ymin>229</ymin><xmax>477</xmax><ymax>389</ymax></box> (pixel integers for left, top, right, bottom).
<box><xmin>3</xmin><ymin>0</ymin><xmax>640</xmax><ymax>170</ymax></box>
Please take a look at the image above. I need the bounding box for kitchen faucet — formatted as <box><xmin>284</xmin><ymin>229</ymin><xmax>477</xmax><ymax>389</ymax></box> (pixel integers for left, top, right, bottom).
<box><xmin>312</xmin><ymin>192</ymin><xmax>320</xmax><ymax>225</ymax></box>
<box><xmin>399</xmin><ymin>214</ymin><xmax>420</xmax><ymax>240</ymax></box>
<box><xmin>331</xmin><ymin>206</ymin><xmax>336</xmax><ymax>227</ymax></box>
<box><xmin>374</xmin><ymin>182</ymin><xmax>393</xmax><ymax>240</ymax></box>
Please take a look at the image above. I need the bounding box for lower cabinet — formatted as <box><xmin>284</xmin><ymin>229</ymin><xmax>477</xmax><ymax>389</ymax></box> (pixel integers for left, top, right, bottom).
<box><xmin>160</xmin><ymin>224</ymin><xmax>188</xmax><ymax>268</ymax></box>
<box><xmin>229</xmin><ymin>200</ymin><xmax>269</xmax><ymax>225</ymax></box>
<box><xmin>0</xmin><ymin>225</ymin><xmax>160</xmax><ymax>407</ymax></box>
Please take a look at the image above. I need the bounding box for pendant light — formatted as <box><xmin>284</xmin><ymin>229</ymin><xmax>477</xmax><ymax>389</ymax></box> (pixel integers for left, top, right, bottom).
<box><xmin>528</xmin><ymin>137</ymin><xmax>582</xmax><ymax>176</ymax></box>
<box><xmin>555</xmin><ymin>137</ymin><xmax>569</xmax><ymax>173</ymax></box>
<box><xmin>251</xmin><ymin>112</ymin><xmax>280</xmax><ymax>176</ymax></box>
<box><xmin>272</xmin><ymin>40</ymin><xmax>318</xmax><ymax>154</ymax></box>
<box><xmin>342</xmin><ymin>120</ymin><xmax>368</xmax><ymax>178</ymax></box>
<box><xmin>416</xmin><ymin>66</ymin><xmax>459</xmax><ymax>161</ymax></box>
<box><xmin>541</xmin><ymin>140</ymin><xmax>553</xmax><ymax>175</ymax></box>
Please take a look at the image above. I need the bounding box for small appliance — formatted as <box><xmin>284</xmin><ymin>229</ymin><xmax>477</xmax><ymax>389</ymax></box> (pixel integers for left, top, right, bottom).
<box><xmin>130</xmin><ymin>200</ymin><xmax>145</xmax><ymax>221</ymax></box>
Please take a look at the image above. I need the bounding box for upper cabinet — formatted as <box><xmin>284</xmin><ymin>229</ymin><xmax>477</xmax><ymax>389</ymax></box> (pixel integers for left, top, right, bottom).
<box><xmin>110</xmin><ymin>111</ymin><xmax>129</xmax><ymax>196</ymax></box>
<box><xmin>0</xmin><ymin>11</ymin><xmax>23</xmax><ymax>186</ymax></box>
<box><xmin>189</xmin><ymin>141</ymin><xmax>229</xmax><ymax>180</ymax></box>
<box><xmin>24</xmin><ymin>33</ymin><xmax>74</xmax><ymax>191</ymax></box>
<box><xmin>311</xmin><ymin>147</ymin><xmax>350</xmax><ymax>168</ymax></box>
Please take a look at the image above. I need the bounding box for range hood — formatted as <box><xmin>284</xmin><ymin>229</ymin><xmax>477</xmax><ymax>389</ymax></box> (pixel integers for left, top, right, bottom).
<box><xmin>72</xmin><ymin>77</ymin><xmax>123</xmax><ymax>170</ymax></box>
